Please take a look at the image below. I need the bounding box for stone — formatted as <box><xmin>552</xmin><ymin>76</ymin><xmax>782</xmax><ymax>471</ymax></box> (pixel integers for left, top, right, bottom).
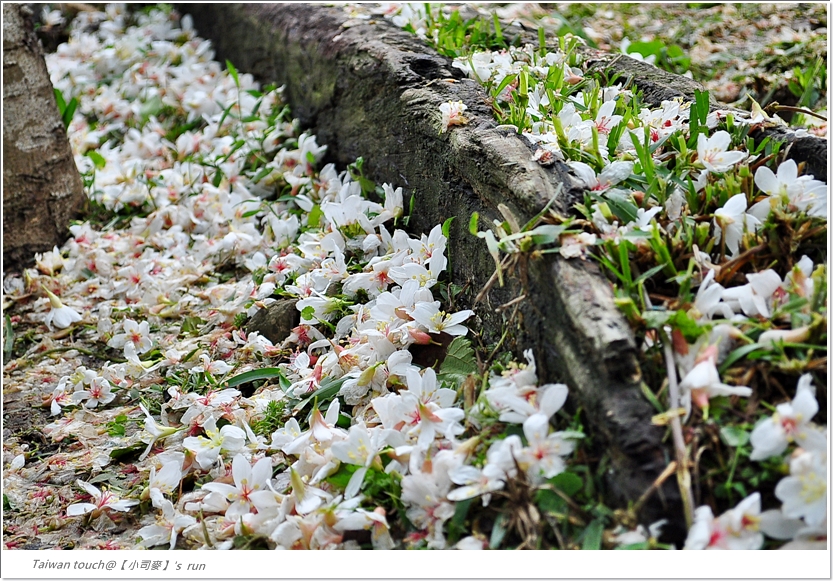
<box><xmin>246</xmin><ymin>299</ymin><xmax>300</xmax><ymax>345</ymax></box>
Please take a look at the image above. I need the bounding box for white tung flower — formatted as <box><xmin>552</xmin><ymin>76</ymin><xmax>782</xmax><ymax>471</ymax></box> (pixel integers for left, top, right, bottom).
<box><xmin>749</xmin><ymin>374</ymin><xmax>824</xmax><ymax>461</ymax></box>
<box><xmin>439</xmin><ymin>101</ymin><xmax>468</xmax><ymax>133</ymax></box>
<box><xmin>42</xmin><ymin>286</ymin><xmax>82</xmax><ymax>330</ymax></box>
<box><xmin>201</xmin><ymin>454</ymin><xmax>279</xmax><ymax>519</ymax></box>
<box><xmin>697</xmin><ymin>130</ymin><xmax>747</xmax><ymax>173</ymax></box>
<box><xmin>713</xmin><ymin>194</ymin><xmax>761</xmax><ymax>257</ymax></box>
<box><xmin>66</xmin><ymin>480</ymin><xmax>139</xmax><ymax>518</ymax></box>
<box><xmin>137</xmin><ymin>489</ymin><xmax>196</xmax><ymax>549</ymax></box>
<box><xmin>684</xmin><ymin>493</ymin><xmax>764</xmax><ymax>550</ymax></box>
<box><xmin>775</xmin><ymin>448</ymin><xmax>827</xmax><ymax>528</ymax></box>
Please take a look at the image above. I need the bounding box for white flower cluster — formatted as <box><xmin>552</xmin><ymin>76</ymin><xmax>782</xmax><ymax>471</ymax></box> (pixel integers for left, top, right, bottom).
<box><xmin>381</xmin><ymin>3</ymin><xmax>828</xmax><ymax>551</ymax></box>
<box><xmin>13</xmin><ymin>5</ymin><xmax>581</xmax><ymax>551</ymax></box>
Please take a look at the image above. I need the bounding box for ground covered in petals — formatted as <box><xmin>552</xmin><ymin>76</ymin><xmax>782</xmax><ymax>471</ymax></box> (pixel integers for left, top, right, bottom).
<box><xmin>2</xmin><ymin>4</ymin><xmax>828</xmax><ymax>551</ymax></box>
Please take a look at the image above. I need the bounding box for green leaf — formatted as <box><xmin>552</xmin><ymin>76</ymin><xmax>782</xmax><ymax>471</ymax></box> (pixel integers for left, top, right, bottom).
<box><xmin>468</xmin><ymin>212</ymin><xmax>480</xmax><ymax>235</ymax></box>
<box><xmin>582</xmin><ymin>519</ymin><xmax>604</xmax><ymax>550</ymax></box>
<box><xmin>720</xmin><ymin>426</ymin><xmax>749</xmax><ymax>448</ymax></box>
<box><xmin>447</xmin><ymin>497</ymin><xmax>473</xmax><ymax>544</ymax></box>
<box><xmin>438</xmin><ymin>336</ymin><xmax>477</xmax><ymax>385</ymax></box>
<box><xmin>251</xmin><ymin>165</ymin><xmax>274</xmax><ymax>184</ymax></box>
<box><xmin>598</xmin><ymin>192</ymin><xmax>638</xmax><ymax>224</ymax></box>
<box><xmin>307</xmin><ymin>204</ymin><xmax>323</xmax><ymax>229</ymax></box>
<box><xmin>640</xmin><ymin>382</ymin><xmax>665</xmax><ymax>414</ymax></box>
<box><xmin>108</xmin><ymin>442</ymin><xmax>146</xmax><ymax>461</ymax></box>
<box><xmin>226</xmin><ymin>59</ymin><xmax>240</xmax><ymax>87</ymax></box>
<box><xmin>225</xmin><ymin>367</ymin><xmax>288</xmax><ymax>389</ymax></box>
<box><xmin>324</xmin><ymin>463</ymin><xmax>359</xmax><ymax>489</ymax></box>
<box><xmin>489</xmin><ymin>513</ymin><xmax>508</xmax><ymax>549</ymax></box>
<box><xmin>633</xmin><ymin>263</ymin><xmax>666</xmax><ymax>285</ymax></box>
<box><xmin>292</xmin><ymin>376</ymin><xmax>346</xmax><ymax>414</ymax></box>
<box><xmin>718</xmin><ymin>343</ymin><xmax>762</xmax><ymax>374</ymax></box>
<box><xmin>139</xmin><ymin>95</ymin><xmax>164</xmax><ymax>121</ymax></box>
<box><xmin>626</xmin><ymin>40</ymin><xmax>664</xmax><ymax>58</ymax></box>
<box><xmin>53</xmin><ymin>87</ymin><xmax>67</xmax><ymax>113</ymax></box>
<box><xmin>442</xmin><ymin>216</ymin><xmax>455</xmax><ymax>239</ymax></box>
<box><xmin>86</xmin><ymin>150</ymin><xmax>106</xmax><ymax>170</ymax></box>
<box><xmin>492</xmin><ymin>72</ymin><xmax>518</xmax><ymax>98</ymax></box>
<box><xmin>301</xmin><ymin>306</ymin><xmax>315</xmax><ymax>321</ymax></box>
<box><xmin>549</xmin><ymin>471</ymin><xmax>583</xmax><ymax>497</ymax></box>
<box><xmin>181</xmin><ymin>316</ymin><xmax>207</xmax><ymax>336</ymax></box>
<box><xmin>535</xmin><ymin>488</ymin><xmax>566</xmax><ymax>514</ymax></box>
<box><xmin>62</xmin><ymin>98</ymin><xmax>78</xmax><ymax>130</ymax></box>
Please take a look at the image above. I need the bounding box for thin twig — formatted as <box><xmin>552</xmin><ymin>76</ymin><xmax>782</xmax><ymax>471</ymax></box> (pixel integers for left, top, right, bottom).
<box><xmin>714</xmin><ymin>243</ymin><xmax>767</xmax><ymax>285</ymax></box>
<box><xmin>661</xmin><ymin>330</ymin><xmax>695</xmax><ymax>529</ymax></box>
<box><xmin>495</xmin><ymin>294</ymin><xmax>526</xmax><ymax>313</ymax></box>
<box><xmin>767</xmin><ymin>104</ymin><xmax>828</xmax><ymax>122</ymax></box>
<box><xmin>31</xmin><ymin>346</ymin><xmax>126</xmax><ymax>363</ymax></box>
<box><xmin>632</xmin><ymin>460</ymin><xmax>677</xmax><ymax>516</ymax></box>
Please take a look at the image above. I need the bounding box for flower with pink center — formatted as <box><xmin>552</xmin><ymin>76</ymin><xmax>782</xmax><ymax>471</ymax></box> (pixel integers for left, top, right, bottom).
<box><xmin>66</xmin><ymin>480</ymin><xmax>139</xmax><ymax>518</ymax></box>
<box><xmin>71</xmin><ymin>376</ymin><xmax>116</xmax><ymax>409</ymax></box>
<box><xmin>201</xmin><ymin>454</ymin><xmax>279</xmax><ymax>519</ymax></box>
<box><xmin>107</xmin><ymin>318</ymin><xmax>153</xmax><ymax>354</ymax></box>
<box><xmin>593</xmin><ymin>100</ymin><xmax>622</xmax><ymax>135</ymax></box>
<box><xmin>439</xmin><ymin>101</ymin><xmax>468</xmax><ymax>133</ymax></box>
<box><xmin>750</xmin><ymin>374</ymin><xmax>824</xmax><ymax>461</ymax></box>
<box><xmin>679</xmin><ymin>351</ymin><xmax>751</xmax><ymax>412</ymax></box>
<box><xmin>684</xmin><ymin>493</ymin><xmax>764</xmax><ymax>550</ymax></box>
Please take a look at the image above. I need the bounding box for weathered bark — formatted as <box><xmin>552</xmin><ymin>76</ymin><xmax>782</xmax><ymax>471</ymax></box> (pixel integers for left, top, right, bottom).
<box><xmin>3</xmin><ymin>3</ymin><xmax>86</xmax><ymax>273</ymax></box>
<box><xmin>179</xmin><ymin>4</ymin><xmax>690</xmax><ymax>543</ymax></box>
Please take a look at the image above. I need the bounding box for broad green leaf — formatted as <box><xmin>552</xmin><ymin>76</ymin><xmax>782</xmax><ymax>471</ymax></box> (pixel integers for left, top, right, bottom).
<box><xmin>549</xmin><ymin>471</ymin><xmax>583</xmax><ymax>497</ymax></box>
<box><xmin>720</xmin><ymin>426</ymin><xmax>749</xmax><ymax>448</ymax></box>
<box><xmin>324</xmin><ymin>463</ymin><xmax>359</xmax><ymax>489</ymax></box>
<box><xmin>535</xmin><ymin>488</ymin><xmax>566</xmax><ymax>514</ymax></box>
<box><xmin>139</xmin><ymin>95</ymin><xmax>164</xmax><ymax>120</ymax></box>
<box><xmin>307</xmin><ymin>204</ymin><xmax>323</xmax><ymax>229</ymax></box>
<box><xmin>86</xmin><ymin>150</ymin><xmax>107</xmax><ymax>170</ymax></box>
<box><xmin>439</xmin><ymin>336</ymin><xmax>477</xmax><ymax>385</ymax></box>
<box><xmin>447</xmin><ymin>497</ymin><xmax>473</xmax><ymax>544</ymax></box>
<box><xmin>582</xmin><ymin>519</ymin><xmax>604</xmax><ymax>550</ymax></box>
<box><xmin>626</xmin><ymin>40</ymin><xmax>664</xmax><ymax>58</ymax></box>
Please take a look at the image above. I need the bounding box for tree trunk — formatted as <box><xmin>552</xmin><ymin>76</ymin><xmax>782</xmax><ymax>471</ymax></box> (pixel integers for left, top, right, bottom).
<box><xmin>3</xmin><ymin>3</ymin><xmax>85</xmax><ymax>273</ymax></box>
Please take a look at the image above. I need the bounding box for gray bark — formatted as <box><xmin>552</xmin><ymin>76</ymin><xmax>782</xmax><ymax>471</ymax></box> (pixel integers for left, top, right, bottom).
<box><xmin>2</xmin><ymin>3</ymin><xmax>86</xmax><ymax>273</ymax></box>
